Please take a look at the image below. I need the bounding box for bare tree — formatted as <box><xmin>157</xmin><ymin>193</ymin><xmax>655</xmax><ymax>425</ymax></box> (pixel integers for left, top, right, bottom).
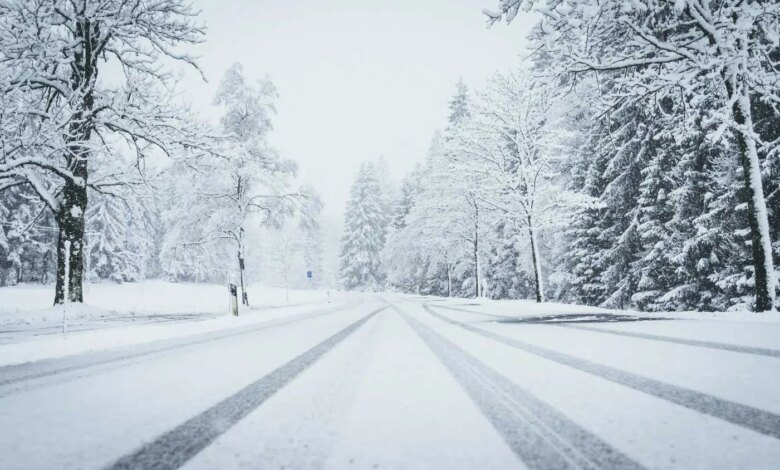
<box><xmin>272</xmin><ymin>225</ymin><xmax>300</xmax><ymax>303</ymax></box>
<box><xmin>165</xmin><ymin>64</ymin><xmax>299</xmax><ymax>306</ymax></box>
<box><xmin>452</xmin><ymin>71</ymin><xmax>587</xmax><ymax>302</ymax></box>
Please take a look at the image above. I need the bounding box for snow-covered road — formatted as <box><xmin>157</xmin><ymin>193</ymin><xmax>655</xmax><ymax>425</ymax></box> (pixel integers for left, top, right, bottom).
<box><xmin>2</xmin><ymin>294</ymin><xmax>780</xmax><ymax>469</ymax></box>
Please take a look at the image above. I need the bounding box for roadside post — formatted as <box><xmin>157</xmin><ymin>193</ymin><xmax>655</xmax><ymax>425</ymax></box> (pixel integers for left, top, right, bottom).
<box><xmin>228</xmin><ymin>283</ymin><xmax>239</xmax><ymax>316</ymax></box>
<box><xmin>62</xmin><ymin>240</ymin><xmax>70</xmax><ymax>338</ymax></box>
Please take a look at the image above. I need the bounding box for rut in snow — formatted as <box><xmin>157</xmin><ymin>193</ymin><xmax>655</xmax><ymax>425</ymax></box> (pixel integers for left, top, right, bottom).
<box><xmin>390</xmin><ymin>302</ymin><xmax>643</xmax><ymax>470</ymax></box>
<box><xmin>108</xmin><ymin>306</ymin><xmax>385</xmax><ymax>470</ymax></box>
<box><xmin>0</xmin><ymin>298</ymin><xmax>362</xmax><ymax>398</ymax></box>
<box><xmin>426</xmin><ymin>304</ymin><xmax>780</xmax><ymax>440</ymax></box>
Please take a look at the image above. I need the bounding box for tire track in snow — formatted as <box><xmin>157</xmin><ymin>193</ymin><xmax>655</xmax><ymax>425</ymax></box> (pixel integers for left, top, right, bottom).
<box><xmin>557</xmin><ymin>323</ymin><xmax>780</xmax><ymax>358</ymax></box>
<box><xmin>0</xmin><ymin>313</ymin><xmax>221</xmax><ymax>345</ymax></box>
<box><xmin>433</xmin><ymin>304</ymin><xmax>508</xmax><ymax>320</ymax></box>
<box><xmin>185</xmin><ymin>305</ymin><xmax>383</xmax><ymax>469</ymax></box>
<box><xmin>426</xmin><ymin>303</ymin><xmax>780</xmax><ymax>441</ymax></box>
<box><xmin>436</xmin><ymin>303</ymin><xmax>780</xmax><ymax>359</ymax></box>
<box><xmin>389</xmin><ymin>302</ymin><xmax>643</xmax><ymax>470</ymax></box>
<box><xmin>0</xmin><ymin>298</ymin><xmax>363</xmax><ymax>397</ymax></box>
<box><xmin>107</xmin><ymin>305</ymin><xmax>385</xmax><ymax>470</ymax></box>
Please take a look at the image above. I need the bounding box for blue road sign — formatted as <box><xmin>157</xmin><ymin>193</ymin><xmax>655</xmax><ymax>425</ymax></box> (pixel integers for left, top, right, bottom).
<box><xmin>306</xmin><ymin>270</ymin><xmax>312</xmax><ymax>279</ymax></box>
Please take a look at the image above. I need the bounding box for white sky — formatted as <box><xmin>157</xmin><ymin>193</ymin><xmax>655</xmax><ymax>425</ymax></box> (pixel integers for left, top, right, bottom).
<box><xmin>179</xmin><ymin>0</ymin><xmax>535</xmax><ymax>224</ymax></box>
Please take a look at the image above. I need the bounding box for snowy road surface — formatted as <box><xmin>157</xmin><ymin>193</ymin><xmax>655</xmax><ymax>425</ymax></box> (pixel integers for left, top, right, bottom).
<box><xmin>2</xmin><ymin>294</ymin><xmax>780</xmax><ymax>469</ymax></box>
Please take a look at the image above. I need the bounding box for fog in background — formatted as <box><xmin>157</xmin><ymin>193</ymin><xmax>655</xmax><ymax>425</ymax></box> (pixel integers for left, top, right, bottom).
<box><xmin>178</xmin><ymin>0</ymin><xmax>533</xmax><ymax>223</ymax></box>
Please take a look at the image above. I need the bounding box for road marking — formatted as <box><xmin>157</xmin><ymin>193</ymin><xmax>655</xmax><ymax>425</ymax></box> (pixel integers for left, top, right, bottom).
<box><xmin>427</xmin><ymin>303</ymin><xmax>780</xmax><ymax>440</ymax></box>
<box><xmin>389</xmin><ymin>302</ymin><xmax>643</xmax><ymax>470</ymax></box>
<box><xmin>107</xmin><ymin>306</ymin><xmax>385</xmax><ymax>470</ymax></box>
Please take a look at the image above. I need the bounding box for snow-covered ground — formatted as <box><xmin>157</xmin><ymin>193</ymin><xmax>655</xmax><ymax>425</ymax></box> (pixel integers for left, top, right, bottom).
<box><xmin>0</xmin><ymin>281</ymin><xmax>343</xmax><ymax>365</ymax></box>
<box><xmin>0</xmin><ymin>281</ymin><xmax>339</xmax><ymax>334</ymax></box>
<box><xmin>426</xmin><ymin>295</ymin><xmax>780</xmax><ymax>323</ymax></box>
<box><xmin>0</xmin><ymin>280</ymin><xmax>336</xmax><ymax>323</ymax></box>
<box><xmin>1</xmin><ymin>287</ymin><xmax>779</xmax><ymax>469</ymax></box>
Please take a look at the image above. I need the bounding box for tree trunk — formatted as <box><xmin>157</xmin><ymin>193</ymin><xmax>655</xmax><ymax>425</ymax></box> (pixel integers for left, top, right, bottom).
<box><xmin>729</xmin><ymin>81</ymin><xmax>777</xmax><ymax>312</ymax></box>
<box><xmin>54</xmin><ymin>179</ymin><xmax>87</xmax><ymax>304</ymax></box>
<box><xmin>473</xmin><ymin>238</ymin><xmax>480</xmax><ymax>298</ymax></box>
<box><xmin>474</xmin><ymin>204</ymin><xmax>481</xmax><ymax>298</ymax></box>
<box><xmin>53</xmin><ymin>17</ymin><xmax>98</xmax><ymax>305</ymax></box>
<box><xmin>446</xmin><ymin>262</ymin><xmax>452</xmax><ymax>297</ymax></box>
<box><xmin>238</xmin><ymin>251</ymin><xmax>248</xmax><ymax>306</ymax></box>
<box><xmin>528</xmin><ymin>217</ymin><xmax>544</xmax><ymax>303</ymax></box>
<box><xmin>236</xmin><ymin>176</ymin><xmax>250</xmax><ymax>306</ymax></box>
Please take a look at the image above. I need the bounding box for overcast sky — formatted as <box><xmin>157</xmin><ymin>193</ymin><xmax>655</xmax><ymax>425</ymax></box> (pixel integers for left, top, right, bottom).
<box><xmin>179</xmin><ymin>0</ymin><xmax>535</xmax><ymax>226</ymax></box>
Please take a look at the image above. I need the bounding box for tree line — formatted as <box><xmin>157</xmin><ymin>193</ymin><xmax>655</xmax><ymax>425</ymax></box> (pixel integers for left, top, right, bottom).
<box><xmin>340</xmin><ymin>0</ymin><xmax>779</xmax><ymax>312</ymax></box>
<box><xmin>0</xmin><ymin>1</ymin><xmax>322</xmax><ymax>305</ymax></box>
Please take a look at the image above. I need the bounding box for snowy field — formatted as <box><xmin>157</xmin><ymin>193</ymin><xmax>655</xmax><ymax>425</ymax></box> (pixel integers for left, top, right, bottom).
<box><xmin>1</xmin><ymin>288</ymin><xmax>779</xmax><ymax>469</ymax></box>
<box><xmin>0</xmin><ymin>281</ymin><xmax>335</xmax><ymax>318</ymax></box>
<box><xmin>0</xmin><ymin>281</ymin><xmax>336</xmax><ymax>327</ymax></box>
<box><xmin>0</xmin><ymin>282</ymin><xmax>341</xmax><ymax>364</ymax></box>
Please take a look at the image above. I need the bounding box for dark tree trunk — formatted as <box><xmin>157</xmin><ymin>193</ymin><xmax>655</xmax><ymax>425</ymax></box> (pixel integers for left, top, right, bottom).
<box><xmin>53</xmin><ymin>17</ymin><xmax>99</xmax><ymax>305</ymax></box>
<box><xmin>54</xmin><ymin>178</ymin><xmax>87</xmax><ymax>304</ymax></box>
<box><xmin>733</xmin><ymin>101</ymin><xmax>774</xmax><ymax>312</ymax></box>
<box><xmin>528</xmin><ymin>224</ymin><xmax>544</xmax><ymax>303</ymax></box>
<box><xmin>238</xmin><ymin>252</ymin><xmax>248</xmax><ymax>306</ymax></box>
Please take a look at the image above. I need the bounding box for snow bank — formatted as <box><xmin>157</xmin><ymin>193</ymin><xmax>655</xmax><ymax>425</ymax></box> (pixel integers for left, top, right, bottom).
<box><xmin>425</xmin><ymin>296</ymin><xmax>780</xmax><ymax>324</ymax></box>
<box><xmin>0</xmin><ymin>281</ymin><xmax>339</xmax><ymax>328</ymax></box>
<box><xmin>0</xmin><ymin>288</ymin><xmax>350</xmax><ymax>367</ymax></box>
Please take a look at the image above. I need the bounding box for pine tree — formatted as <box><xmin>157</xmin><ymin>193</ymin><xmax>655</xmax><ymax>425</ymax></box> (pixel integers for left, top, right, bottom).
<box><xmin>85</xmin><ymin>193</ymin><xmax>152</xmax><ymax>283</ymax></box>
<box><xmin>660</xmin><ymin>131</ymin><xmax>736</xmax><ymax>311</ymax></box>
<box><xmin>631</xmin><ymin>105</ymin><xmax>680</xmax><ymax>310</ymax></box>
<box><xmin>487</xmin><ymin>0</ymin><xmax>779</xmax><ymax>311</ymax></box>
<box><xmin>484</xmin><ymin>221</ymin><xmax>533</xmax><ymax>299</ymax></box>
<box><xmin>0</xmin><ymin>188</ymin><xmax>56</xmax><ymax>285</ymax></box>
<box><xmin>86</xmin><ymin>196</ymin><xmax>135</xmax><ymax>282</ymax></box>
<box><xmin>563</xmin><ymin>105</ymin><xmax>648</xmax><ymax>309</ymax></box>
<box><xmin>390</xmin><ymin>167</ymin><xmax>422</xmax><ymax>231</ymax></box>
<box><xmin>339</xmin><ymin>163</ymin><xmax>387</xmax><ymax>291</ymax></box>
<box><xmin>447</xmin><ymin>79</ymin><xmax>471</xmax><ymax>128</ymax></box>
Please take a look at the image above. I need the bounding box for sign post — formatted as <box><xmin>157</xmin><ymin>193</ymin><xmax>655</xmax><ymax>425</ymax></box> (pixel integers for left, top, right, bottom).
<box><xmin>228</xmin><ymin>283</ymin><xmax>239</xmax><ymax>316</ymax></box>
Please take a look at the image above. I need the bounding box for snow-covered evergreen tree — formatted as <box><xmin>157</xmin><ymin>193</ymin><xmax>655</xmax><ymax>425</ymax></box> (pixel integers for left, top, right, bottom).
<box><xmin>85</xmin><ymin>194</ymin><xmax>147</xmax><ymax>283</ymax></box>
<box><xmin>0</xmin><ymin>187</ymin><xmax>56</xmax><ymax>285</ymax></box>
<box><xmin>339</xmin><ymin>163</ymin><xmax>387</xmax><ymax>291</ymax></box>
<box><xmin>448</xmin><ymin>79</ymin><xmax>471</xmax><ymax>129</ymax></box>
<box><xmin>487</xmin><ymin>0</ymin><xmax>779</xmax><ymax>310</ymax></box>
<box><xmin>484</xmin><ymin>221</ymin><xmax>533</xmax><ymax>300</ymax></box>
